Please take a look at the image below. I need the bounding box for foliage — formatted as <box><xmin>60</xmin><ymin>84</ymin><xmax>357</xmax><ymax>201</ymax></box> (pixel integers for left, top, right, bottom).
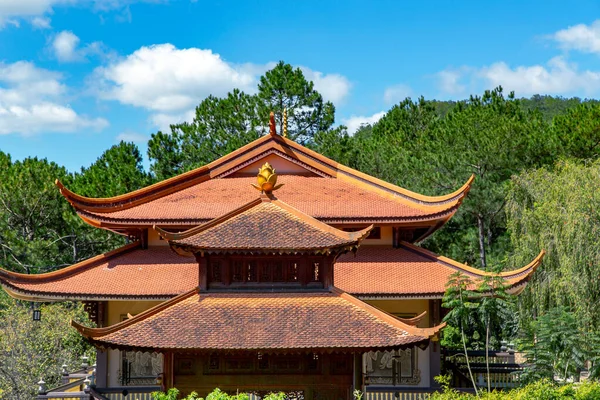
<box><xmin>0</xmin><ymin>154</ymin><xmax>120</xmax><ymax>274</ymax></box>
<box><xmin>257</xmin><ymin>61</ymin><xmax>336</xmax><ymax>144</ymax></box>
<box><xmin>72</xmin><ymin>141</ymin><xmax>151</xmax><ymax>198</ymax></box>
<box><xmin>518</xmin><ymin>307</ymin><xmax>590</xmax><ymax>384</ymax></box>
<box><xmin>429</xmin><ymin>379</ymin><xmax>600</xmax><ymax>399</ymax></box>
<box><xmin>0</xmin><ymin>291</ymin><xmax>94</xmax><ymax>399</ymax></box>
<box><xmin>442</xmin><ymin>271</ymin><xmax>480</xmax><ymax>394</ymax></box>
<box><xmin>151</xmin><ymin>388</ymin><xmax>282</xmax><ymax>400</ymax></box>
<box><xmin>148</xmin><ymin>61</ymin><xmax>339</xmax><ymax>179</ymax></box>
<box><xmin>552</xmin><ymin>102</ymin><xmax>600</xmax><ymax>160</ymax></box>
<box><xmin>148</xmin><ymin>90</ymin><xmax>262</xmax><ymax>180</ymax></box>
<box><xmin>507</xmin><ymin>159</ymin><xmax>600</xmax><ymax>329</ymax></box>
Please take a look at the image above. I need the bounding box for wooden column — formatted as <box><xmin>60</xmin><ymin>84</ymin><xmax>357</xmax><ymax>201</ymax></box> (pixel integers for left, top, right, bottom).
<box><xmin>140</xmin><ymin>228</ymin><xmax>149</xmax><ymax>249</ymax></box>
<box><xmin>429</xmin><ymin>299</ymin><xmax>442</xmax><ymax>388</ymax></box>
<box><xmin>322</xmin><ymin>256</ymin><xmax>333</xmax><ymax>288</ymax></box>
<box><xmin>163</xmin><ymin>352</ymin><xmax>174</xmax><ymax>390</ymax></box>
<box><xmin>196</xmin><ymin>254</ymin><xmax>208</xmax><ymax>291</ymax></box>
<box><xmin>353</xmin><ymin>353</ymin><xmax>363</xmax><ymax>393</ymax></box>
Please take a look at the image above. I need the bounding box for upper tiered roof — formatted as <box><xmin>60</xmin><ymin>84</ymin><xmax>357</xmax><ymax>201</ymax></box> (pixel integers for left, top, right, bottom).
<box><xmin>56</xmin><ymin>132</ymin><xmax>474</xmax><ymax>237</ymax></box>
<box><xmin>156</xmin><ymin>193</ymin><xmax>372</xmax><ymax>256</ymax></box>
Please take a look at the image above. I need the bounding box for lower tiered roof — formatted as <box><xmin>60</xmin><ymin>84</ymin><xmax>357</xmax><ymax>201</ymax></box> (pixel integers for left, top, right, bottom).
<box><xmin>72</xmin><ymin>287</ymin><xmax>444</xmax><ymax>353</ymax></box>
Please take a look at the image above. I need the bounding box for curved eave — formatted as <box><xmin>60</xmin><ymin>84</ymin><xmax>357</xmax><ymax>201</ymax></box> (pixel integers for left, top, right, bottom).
<box><xmin>0</xmin><ymin>283</ymin><xmax>176</xmax><ymax>302</ymax></box>
<box><xmin>401</xmin><ymin>241</ymin><xmax>544</xmax><ymax>279</ymax></box>
<box><xmin>396</xmin><ymin>311</ymin><xmax>428</xmax><ymax>327</ymax></box>
<box><xmin>0</xmin><ymin>242</ymin><xmax>140</xmax><ymax>284</ymax></box>
<box><xmin>56</xmin><ymin>133</ymin><xmax>474</xmax><ymax>216</ymax></box>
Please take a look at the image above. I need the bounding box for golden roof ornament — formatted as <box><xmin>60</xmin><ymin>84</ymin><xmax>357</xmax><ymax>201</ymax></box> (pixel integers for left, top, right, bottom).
<box><xmin>282</xmin><ymin>108</ymin><xmax>288</xmax><ymax>138</ymax></box>
<box><xmin>251</xmin><ymin>162</ymin><xmax>283</xmax><ymax>193</ymax></box>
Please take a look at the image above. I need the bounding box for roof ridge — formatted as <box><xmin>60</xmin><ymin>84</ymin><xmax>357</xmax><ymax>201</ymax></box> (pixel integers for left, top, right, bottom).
<box><xmin>270</xmin><ymin>197</ymin><xmax>373</xmax><ymax>242</ymax></box>
<box><xmin>0</xmin><ymin>241</ymin><xmax>140</xmax><ymax>284</ymax></box>
<box><xmin>154</xmin><ymin>198</ymin><xmax>264</xmax><ymax>241</ymax></box>
<box><xmin>399</xmin><ymin>241</ymin><xmax>545</xmax><ymax>278</ymax></box>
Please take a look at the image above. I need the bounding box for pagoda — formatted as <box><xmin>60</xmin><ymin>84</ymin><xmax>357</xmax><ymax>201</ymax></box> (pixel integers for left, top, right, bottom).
<box><xmin>0</xmin><ymin>113</ymin><xmax>543</xmax><ymax>399</ymax></box>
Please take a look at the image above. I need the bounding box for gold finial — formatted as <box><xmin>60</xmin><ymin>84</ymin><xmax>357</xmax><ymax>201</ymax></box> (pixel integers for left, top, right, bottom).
<box><xmin>269</xmin><ymin>112</ymin><xmax>276</xmax><ymax>136</ymax></box>
<box><xmin>251</xmin><ymin>162</ymin><xmax>283</xmax><ymax>193</ymax></box>
<box><xmin>283</xmin><ymin>108</ymin><xmax>288</xmax><ymax>138</ymax></box>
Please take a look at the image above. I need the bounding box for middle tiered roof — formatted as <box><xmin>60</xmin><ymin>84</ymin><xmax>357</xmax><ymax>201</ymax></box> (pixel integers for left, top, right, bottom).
<box><xmin>0</xmin><ymin>241</ymin><xmax>544</xmax><ymax>301</ymax></box>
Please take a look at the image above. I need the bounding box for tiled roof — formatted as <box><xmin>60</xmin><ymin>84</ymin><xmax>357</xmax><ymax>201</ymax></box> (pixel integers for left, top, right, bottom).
<box><xmin>57</xmin><ymin>134</ymin><xmax>473</xmax><ymax>231</ymax></box>
<box><xmin>335</xmin><ymin>243</ymin><xmax>544</xmax><ymax>298</ymax></box>
<box><xmin>0</xmin><ymin>242</ymin><xmax>543</xmax><ymax>301</ymax></box>
<box><xmin>75</xmin><ymin>176</ymin><xmax>463</xmax><ymax>226</ymax></box>
<box><xmin>0</xmin><ymin>243</ymin><xmax>196</xmax><ymax>300</ymax></box>
<box><xmin>161</xmin><ymin>196</ymin><xmax>372</xmax><ymax>254</ymax></box>
<box><xmin>72</xmin><ymin>288</ymin><xmax>444</xmax><ymax>352</ymax></box>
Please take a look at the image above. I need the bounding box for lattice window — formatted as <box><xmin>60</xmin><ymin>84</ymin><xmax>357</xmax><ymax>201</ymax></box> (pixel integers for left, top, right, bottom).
<box><xmin>312</xmin><ymin>262</ymin><xmax>320</xmax><ymax>282</ymax></box>
<box><xmin>210</xmin><ymin>261</ymin><xmax>222</xmax><ymax>282</ymax></box>
<box><xmin>246</xmin><ymin>261</ymin><xmax>257</xmax><ymax>282</ymax></box>
<box><xmin>272</xmin><ymin>261</ymin><xmax>284</xmax><ymax>282</ymax></box>
<box><xmin>287</xmin><ymin>262</ymin><xmax>298</xmax><ymax>282</ymax></box>
<box><xmin>232</xmin><ymin>261</ymin><xmax>244</xmax><ymax>282</ymax></box>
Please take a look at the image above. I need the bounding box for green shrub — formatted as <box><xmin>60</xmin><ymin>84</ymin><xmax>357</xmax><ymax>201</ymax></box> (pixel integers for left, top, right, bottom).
<box><xmin>154</xmin><ymin>382</ymin><xmax>600</xmax><ymax>400</ymax></box>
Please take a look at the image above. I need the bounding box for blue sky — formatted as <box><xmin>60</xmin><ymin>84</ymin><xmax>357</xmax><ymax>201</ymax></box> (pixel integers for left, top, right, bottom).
<box><xmin>1</xmin><ymin>0</ymin><xmax>600</xmax><ymax>172</ymax></box>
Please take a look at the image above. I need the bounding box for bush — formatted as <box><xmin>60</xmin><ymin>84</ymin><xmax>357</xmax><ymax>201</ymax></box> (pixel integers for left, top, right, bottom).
<box><xmin>430</xmin><ymin>379</ymin><xmax>600</xmax><ymax>399</ymax></box>
<box><xmin>155</xmin><ymin>382</ymin><xmax>600</xmax><ymax>400</ymax></box>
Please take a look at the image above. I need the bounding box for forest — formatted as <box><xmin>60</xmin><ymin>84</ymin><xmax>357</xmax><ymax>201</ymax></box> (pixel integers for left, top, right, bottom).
<box><xmin>2</xmin><ymin>61</ymin><xmax>600</xmax><ymax>398</ymax></box>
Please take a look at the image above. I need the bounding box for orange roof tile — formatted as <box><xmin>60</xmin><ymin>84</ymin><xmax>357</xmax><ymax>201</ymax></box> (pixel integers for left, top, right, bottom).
<box><xmin>0</xmin><ymin>244</ymin><xmax>196</xmax><ymax>300</ymax></box>
<box><xmin>74</xmin><ymin>176</ymin><xmax>465</xmax><ymax>227</ymax></box>
<box><xmin>56</xmin><ymin>134</ymin><xmax>473</xmax><ymax>231</ymax></box>
<box><xmin>72</xmin><ymin>287</ymin><xmax>444</xmax><ymax>352</ymax></box>
<box><xmin>158</xmin><ymin>196</ymin><xmax>372</xmax><ymax>255</ymax></box>
<box><xmin>0</xmin><ymin>243</ymin><xmax>542</xmax><ymax>301</ymax></box>
<box><xmin>335</xmin><ymin>243</ymin><xmax>544</xmax><ymax>298</ymax></box>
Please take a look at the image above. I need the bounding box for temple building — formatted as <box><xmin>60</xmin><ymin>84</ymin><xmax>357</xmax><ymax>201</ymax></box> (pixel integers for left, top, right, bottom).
<box><xmin>0</xmin><ymin>114</ymin><xmax>543</xmax><ymax>399</ymax></box>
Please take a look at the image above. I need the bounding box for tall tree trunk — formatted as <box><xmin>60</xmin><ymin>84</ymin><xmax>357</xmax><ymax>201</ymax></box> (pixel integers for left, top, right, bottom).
<box><xmin>461</xmin><ymin>322</ymin><xmax>479</xmax><ymax>396</ymax></box>
<box><xmin>477</xmin><ymin>214</ymin><xmax>487</xmax><ymax>269</ymax></box>
<box><xmin>486</xmin><ymin>320</ymin><xmax>491</xmax><ymax>392</ymax></box>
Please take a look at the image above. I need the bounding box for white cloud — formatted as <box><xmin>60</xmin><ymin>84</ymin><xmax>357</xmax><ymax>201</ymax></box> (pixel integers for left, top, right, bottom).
<box><xmin>0</xmin><ymin>61</ymin><xmax>108</xmax><ymax>135</ymax></box>
<box><xmin>436</xmin><ymin>69</ymin><xmax>467</xmax><ymax>96</ymax></box>
<box><xmin>0</xmin><ymin>0</ymin><xmax>161</xmax><ymax>29</ymax></box>
<box><xmin>49</xmin><ymin>30</ymin><xmax>110</xmax><ymax>62</ymax></box>
<box><xmin>383</xmin><ymin>84</ymin><xmax>412</xmax><ymax>104</ymax></box>
<box><xmin>116</xmin><ymin>131</ymin><xmax>148</xmax><ymax>143</ymax></box>
<box><xmin>479</xmin><ymin>57</ymin><xmax>600</xmax><ymax>96</ymax></box>
<box><xmin>300</xmin><ymin>67</ymin><xmax>351</xmax><ymax>104</ymax></box>
<box><xmin>436</xmin><ymin>57</ymin><xmax>600</xmax><ymax>97</ymax></box>
<box><xmin>552</xmin><ymin>20</ymin><xmax>600</xmax><ymax>54</ymax></box>
<box><xmin>342</xmin><ymin>111</ymin><xmax>385</xmax><ymax>135</ymax></box>
<box><xmin>93</xmin><ymin>44</ymin><xmax>351</xmax><ymax>130</ymax></box>
<box><xmin>52</xmin><ymin>30</ymin><xmax>81</xmax><ymax>62</ymax></box>
<box><xmin>150</xmin><ymin>109</ymin><xmax>195</xmax><ymax>132</ymax></box>
<box><xmin>31</xmin><ymin>16</ymin><xmax>51</xmax><ymax>29</ymax></box>
<box><xmin>94</xmin><ymin>44</ymin><xmax>258</xmax><ymax>113</ymax></box>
